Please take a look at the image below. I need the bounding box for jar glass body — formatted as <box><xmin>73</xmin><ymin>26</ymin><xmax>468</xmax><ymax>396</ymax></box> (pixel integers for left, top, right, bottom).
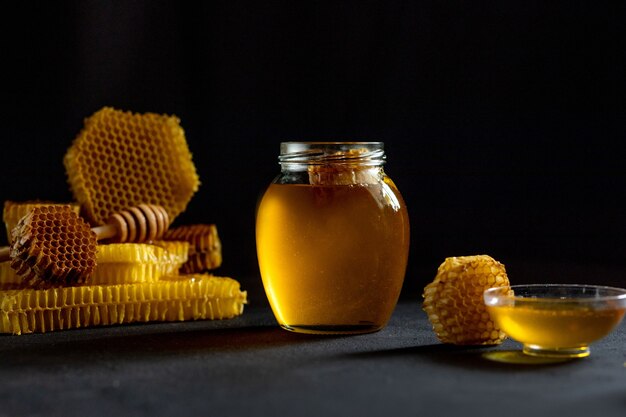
<box><xmin>256</xmin><ymin>142</ymin><xmax>410</xmax><ymax>334</ymax></box>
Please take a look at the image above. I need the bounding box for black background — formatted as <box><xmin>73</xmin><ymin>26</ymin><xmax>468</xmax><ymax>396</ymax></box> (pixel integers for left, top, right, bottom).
<box><xmin>3</xmin><ymin>1</ymin><xmax>626</xmax><ymax>297</ymax></box>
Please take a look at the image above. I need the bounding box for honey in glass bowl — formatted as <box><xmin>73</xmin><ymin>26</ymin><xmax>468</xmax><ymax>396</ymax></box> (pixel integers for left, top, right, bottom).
<box><xmin>256</xmin><ymin>142</ymin><xmax>410</xmax><ymax>334</ymax></box>
<box><xmin>484</xmin><ymin>284</ymin><xmax>626</xmax><ymax>358</ymax></box>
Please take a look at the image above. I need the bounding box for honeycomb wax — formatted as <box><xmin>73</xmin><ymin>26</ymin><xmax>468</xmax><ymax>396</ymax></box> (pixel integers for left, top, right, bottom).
<box><xmin>64</xmin><ymin>107</ymin><xmax>200</xmax><ymax>226</ymax></box>
<box><xmin>9</xmin><ymin>205</ymin><xmax>98</xmax><ymax>288</ymax></box>
<box><xmin>90</xmin><ymin>242</ymin><xmax>189</xmax><ymax>285</ymax></box>
<box><xmin>3</xmin><ymin>200</ymin><xmax>80</xmax><ymax>244</ymax></box>
<box><xmin>423</xmin><ymin>255</ymin><xmax>512</xmax><ymax>345</ymax></box>
<box><xmin>159</xmin><ymin>224</ymin><xmax>222</xmax><ymax>273</ymax></box>
<box><xmin>0</xmin><ymin>274</ymin><xmax>247</xmax><ymax>335</ymax></box>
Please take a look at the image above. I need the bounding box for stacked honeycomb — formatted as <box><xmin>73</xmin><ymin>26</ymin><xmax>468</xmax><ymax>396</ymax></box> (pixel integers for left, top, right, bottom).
<box><xmin>90</xmin><ymin>243</ymin><xmax>188</xmax><ymax>285</ymax></box>
<box><xmin>0</xmin><ymin>107</ymin><xmax>246</xmax><ymax>334</ymax></box>
<box><xmin>423</xmin><ymin>255</ymin><xmax>512</xmax><ymax>345</ymax></box>
<box><xmin>64</xmin><ymin>107</ymin><xmax>200</xmax><ymax>226</ymax></box>
<box><xmin>158</xmin><ymin>224</ymin><xmax>222</xmax><ymax>273</ymax></box>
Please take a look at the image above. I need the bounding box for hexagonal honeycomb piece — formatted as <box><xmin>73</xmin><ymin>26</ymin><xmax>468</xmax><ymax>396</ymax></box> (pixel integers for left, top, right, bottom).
<box><xmin>64</xmin><ymin>107</ymin><xmax>200</xmax><ymax>226</ymax></box>
<box><xmin>9</xmin><ymin>205</ymin><xmax>97</xmax><ymax>288</ymax></box>
<box><xmin>422</xmin><ymin>255</ymin><xmax>513</xmax><ymax>345</ymax></box>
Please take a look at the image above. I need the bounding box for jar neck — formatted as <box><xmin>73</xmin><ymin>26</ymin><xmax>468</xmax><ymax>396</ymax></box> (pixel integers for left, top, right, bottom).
<box><xmin>278</xmin><ymin>142</ymin><xmax>386</xmax><ymax>171</ymax></box>
<box><xmin>277</xmin><ymin>142</ymin><xmax>386</xmax><ymax>186</ymax></box>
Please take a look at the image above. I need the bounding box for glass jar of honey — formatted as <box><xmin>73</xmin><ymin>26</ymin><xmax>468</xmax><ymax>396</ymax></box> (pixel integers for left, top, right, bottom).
<box><xmin>256</xmin><ymin>142</ymin><xmax>410</xmax><ymax>334</ymax></box>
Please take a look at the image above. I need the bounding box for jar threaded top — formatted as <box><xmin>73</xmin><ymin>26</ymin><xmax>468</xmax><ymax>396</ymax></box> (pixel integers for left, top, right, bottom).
<box><xmin>279</xmin><ymin>142</ymin><xmax>385</xmax><ymax>168</ymax></box>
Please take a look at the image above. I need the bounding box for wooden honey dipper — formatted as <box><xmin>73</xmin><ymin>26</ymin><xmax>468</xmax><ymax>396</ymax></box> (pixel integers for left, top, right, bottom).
<box><xmin>92</xmin><ymin>204</ymin><xmax>170</xmax><ymax>243</ymax></box>
<box><xmin>0</xmin><ymin>204</ymin><xmax>171</xmax><ymax>287</ymax></box>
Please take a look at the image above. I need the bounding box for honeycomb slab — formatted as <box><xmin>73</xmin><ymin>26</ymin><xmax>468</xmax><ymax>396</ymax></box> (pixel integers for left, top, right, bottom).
<box><xmin>64</xmin><ymin>107</ymin><xmax>200</xmax><ymax>226</ymax></box>
<box><xmin>90</xmin><ymin>242</ymin><xmax>189</xmax><ymax>285</ymax></box>
<box><xmin>0</xmin><ymin>274</ymin><xmax>247</xmax><ymax>334</ymax></box>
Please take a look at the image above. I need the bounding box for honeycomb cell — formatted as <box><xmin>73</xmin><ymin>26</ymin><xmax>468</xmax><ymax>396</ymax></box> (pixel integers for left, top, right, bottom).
<box><xmin>3</xmin><ymin>201</ymin><xmax>80</xmax><ymax>244</ymax></box>
<box><xmin>9</xmin><ymin>205</ymin><xmax>97</xmax><ymax>288</ymax></box>
<box><xmin>0</xmin><ymin>274</ymin><xmax>247</xmax><ymax>334</ymax></box>
<box><xmin>422</xmin><ymin>255</ymin><xmax>513</xmax><ymax>346</ymax></box>
<box><xmin>64</xmin><ymin>107</ymin><xmax>200</xmax><ymax>226</ymax></box>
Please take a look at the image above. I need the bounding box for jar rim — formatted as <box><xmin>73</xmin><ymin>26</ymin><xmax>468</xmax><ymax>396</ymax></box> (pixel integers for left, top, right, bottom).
<box><xmin>279</xmin><ymin>142</ymin><xmax>385</xmax><ymax>166</ymax></box>
<box><xmin>281</xmin><ymin>141</ymin><xmax>383</xmax><ymax>145</ymax></box>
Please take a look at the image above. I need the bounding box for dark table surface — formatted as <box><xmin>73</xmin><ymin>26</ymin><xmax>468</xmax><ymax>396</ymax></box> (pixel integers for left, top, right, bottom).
<box><xmin>2</xmin><ymin>289</ymin><xmax>626</xmax><ymax>417</ymax></box>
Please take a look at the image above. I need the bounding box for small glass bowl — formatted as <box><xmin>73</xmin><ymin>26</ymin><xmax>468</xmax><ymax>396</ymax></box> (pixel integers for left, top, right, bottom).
<box><xmin>484</xmin><ymin>284</ymin><xmax>626</xmax><ymax>358</ymax></box>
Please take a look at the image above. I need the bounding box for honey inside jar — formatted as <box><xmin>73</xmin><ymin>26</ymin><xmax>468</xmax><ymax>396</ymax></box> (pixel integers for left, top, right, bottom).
<box><xmin>256</xmin><ymin>142</ymin><xmax>410</xmax><ymax>334</ymax></box>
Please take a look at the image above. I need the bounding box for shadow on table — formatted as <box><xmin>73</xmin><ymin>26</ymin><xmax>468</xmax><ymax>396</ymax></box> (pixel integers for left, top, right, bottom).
<box><xmin>0</xmin><ymin>319</ymin><xmax>335</xmax><ymax>370</ymax></box>
<box><xmin>344</xmin><ymin>343</ymin><xmax>581</xmax><ymax>371</ymax></box>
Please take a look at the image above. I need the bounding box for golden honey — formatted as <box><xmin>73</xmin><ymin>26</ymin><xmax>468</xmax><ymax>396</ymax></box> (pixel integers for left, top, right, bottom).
<box><xmin>484</xmin><ymin>284</ymin><xmax>626</xmax><ymax>358</ymax></box>
<box><xmin>487</xmin><ymin>303</ymin><xmax>626</xmax><ymax>351</ymax></box>
<box><xmin>256</xmin><ymin>142</ymin><xmax>410</xmax><ymax>334</ymax></box>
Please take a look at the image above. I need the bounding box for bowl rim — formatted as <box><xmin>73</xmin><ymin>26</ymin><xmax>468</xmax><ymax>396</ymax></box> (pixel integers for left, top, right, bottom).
<box><xmin>484</xmin><ymin>284</ymin><xmax>626</xmax><ymax>306</ymax></box>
